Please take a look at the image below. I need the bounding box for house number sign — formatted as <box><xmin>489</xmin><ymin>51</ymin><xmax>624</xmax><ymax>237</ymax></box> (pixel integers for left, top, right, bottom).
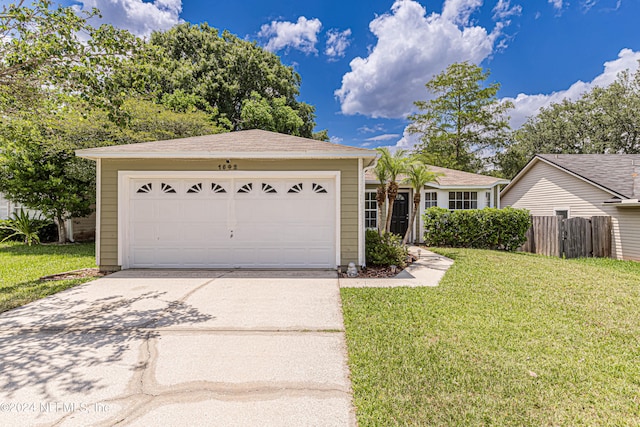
<box><xmin>217</xmin><ymin>163</ymin><xmax>239</xmax><ymax>170</ymax></box>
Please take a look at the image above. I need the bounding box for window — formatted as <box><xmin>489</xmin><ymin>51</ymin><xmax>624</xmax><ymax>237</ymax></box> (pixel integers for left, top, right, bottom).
<box><xmin>365</xmin><ymin>191</ymin><xmax>377</xmax><ymax>229</ymax></box>
<box><xmin>448</xmin><ymin>191</ymin><xmax>477</xmax><ymax>210</ymax></box>
<box><xmin>425</xmin><ymin>191</ymin><xmax>438</xmax><ymax>209</ymax></box>
<box><xmin>555</xmin><ymin>209</ymin><xmax>569</xmax><ymax>219</ymax></box>
<box><xmin>485</xmin><ymin>191</ymin><xmax>491</xmax><ymax>208</ymax></box>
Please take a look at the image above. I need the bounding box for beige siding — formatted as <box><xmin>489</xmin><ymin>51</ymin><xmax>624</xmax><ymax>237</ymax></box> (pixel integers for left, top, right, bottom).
<box><xmin>99</xmin><ymin>158</ymin><xmax>359</xmax><ymax>269</ymax></box>
<box><xmin>501</xmin><ymin>160</ymin><xmax>640</xmax><ymax>260</ymax></box>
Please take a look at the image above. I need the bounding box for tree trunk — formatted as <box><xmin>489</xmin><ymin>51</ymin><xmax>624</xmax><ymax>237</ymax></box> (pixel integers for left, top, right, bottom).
<box><xmin>55</xmin><ymin>217</ymin><xmax>67</xmax><ymax>244</ymax></box>
<box><xmin>376</xmin><ymin>186</ymin><xmax>387</xmax><ymax>236</ymax></box>
<box><xmin>385</xmin><ymin>181</ymin><xmax>399</xmax><ymax>233</ymax></box>
<box><xmin>402</xmin><ymin>193</ymin><xmax>421</xmax><ymax>245</ymax></box>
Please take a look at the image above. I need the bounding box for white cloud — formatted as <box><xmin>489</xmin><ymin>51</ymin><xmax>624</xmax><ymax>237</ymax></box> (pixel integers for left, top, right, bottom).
<box><xmin>365</xmin><ymin>133</ymin><xmax>400</xmax><ymax>142</ymax></box>
<box><xmin>335</xmin><ymin>0</ymin><xmax>509</xmax><ymax>119</ymax></box>
<box><xmin>493</xmin><ymin>0</ymin><xmax>522</xmax><ymax>19</ymax></box>
<box><xmin>73</xmin><ymin>0</ymin><xmax>182</xmax><ymax>37</ymax></box>
<box><xmin>393</xmin><ymin>128</ymin><xmax>423</xmax><ymax>150</ymax></box>
<box><xmin>330</xmin><ymin>135</ymin><xmax>343</xmax><ymax>143</ymax></box>
<box><xmin>442</xmin><ymin>0</ymin><xmax>483</xmax><ymax>25</ymax></box>
<box><xmin>325</xmin><ymin>28</ymin><xmax>352</xmax><ymax>60</ymax></box>
<box><xmin>504</xmin><ymin>48</ymin><xmax>640</xmax><ymax>128</ymax></box>
<box><xmin>548</xmin><ymin>0</ymin><xmax>564</xmax><ymax>11</ymax></box>
<box><xmin>358</xmin><ymin>124</ymin><xmax>386</xmax><ymax>134</ymax></box>
<box><xmin>258</xmin><ymin>16</ymin><xmax>322</xmax><ymax>54</ymax></box>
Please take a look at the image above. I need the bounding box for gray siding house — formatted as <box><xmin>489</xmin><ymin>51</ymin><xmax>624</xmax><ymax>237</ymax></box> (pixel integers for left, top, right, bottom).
<box><xmin>501</xmin><ymin>154</ymin><xmax>640</xmax><ymax>261</ymax></box>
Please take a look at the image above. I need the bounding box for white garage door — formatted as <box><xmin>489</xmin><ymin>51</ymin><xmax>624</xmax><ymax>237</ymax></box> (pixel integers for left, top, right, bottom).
<box><xmin>124</xmin><ymin>174</ymin><xmax>337</xmax><ymax>268</ymax></box>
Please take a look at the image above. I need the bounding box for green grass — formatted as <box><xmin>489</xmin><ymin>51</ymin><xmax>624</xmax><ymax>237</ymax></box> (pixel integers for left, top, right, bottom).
<box><xmin>341</xmin><ymin>249</ymin><xmax>640</xmax><ymax>426</ymax></box>
<box><xmin>0</xmin><ymin>242</ymin><xmax>96</xmax><ymax>313</ymax></box>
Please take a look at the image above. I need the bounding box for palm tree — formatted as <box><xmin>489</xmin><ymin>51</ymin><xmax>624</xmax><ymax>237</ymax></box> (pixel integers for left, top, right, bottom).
<box><xmin>401</xmin><ymin>161</ymin><xmax>441</xmax><ymax>245</ymax></box>
<box><xmin>376</xmin><ymin>147</ymin><xmax>408</xmax><ymax>233</ymax></box>
<box><xmin>372</xmin><ymin>157</ymin><xmax>389</xmax><ymax>236</ymax></box>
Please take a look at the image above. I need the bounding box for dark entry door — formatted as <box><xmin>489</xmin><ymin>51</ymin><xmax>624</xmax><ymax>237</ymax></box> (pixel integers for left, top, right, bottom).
<box><xmin>390</xmin><ymin>192</ymin><xmax>409</xmax><ymax>236</ymax></box>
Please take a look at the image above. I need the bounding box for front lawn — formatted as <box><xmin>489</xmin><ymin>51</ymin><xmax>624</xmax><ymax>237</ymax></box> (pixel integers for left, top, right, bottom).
<box><xmin>341</xmin><ymin>249</ymin><xmax>640</xmax><ymax>426</ymax></box>
<box><xmin>0</xmin><ymin>242</ymin><xmax>96</xmax><ymax>313</ymax></box>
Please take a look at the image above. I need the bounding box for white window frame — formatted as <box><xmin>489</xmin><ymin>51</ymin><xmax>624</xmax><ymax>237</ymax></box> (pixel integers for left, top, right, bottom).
<box><xmin>424</xmin><ymin>191</ymin><xmax>438</xmax><ymax>209</ymax></box>
<box><xmin>448</xmin><ymin>191</ymin><xmax>478</xmax><ymax>210</ymax></box>
<box><xmin>364</xmin><ymin>190</ymin><xmax>377</xmax><ymax>229</ymax></box>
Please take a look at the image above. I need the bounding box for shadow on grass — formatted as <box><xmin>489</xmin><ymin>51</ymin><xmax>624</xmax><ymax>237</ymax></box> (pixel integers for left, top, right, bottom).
<box><xmin>0</xmin><ymin>280</ymin><xmax>213</xmax><ymax>400</ymax></box>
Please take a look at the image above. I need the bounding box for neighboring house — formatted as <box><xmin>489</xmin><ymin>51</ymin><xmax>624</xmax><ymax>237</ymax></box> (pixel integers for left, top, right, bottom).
<box><xmin>1</xmin><ymin>192</ymin><xmax>99</xmax><ymax>243</ymax></box>
<box><xmin>364</xmin><ymin>166</ymin><xmax>509</xmax><ymax>243</ymax></box>
<box><xmin>501</xmin><ymin>154</ymin><xmax>640</xmax><ymax>261</ymax></box>
<box><xmin>76</xmin><ymin>129</ymin><xmax>376</xmax><ymax>271</ymax></box>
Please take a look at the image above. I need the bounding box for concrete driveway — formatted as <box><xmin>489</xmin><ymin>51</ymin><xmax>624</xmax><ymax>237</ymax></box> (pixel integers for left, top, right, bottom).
<box><xmin>0</xmin><ymin>270</ymin><xmax>355</xmax><ymax>426</ymax></box>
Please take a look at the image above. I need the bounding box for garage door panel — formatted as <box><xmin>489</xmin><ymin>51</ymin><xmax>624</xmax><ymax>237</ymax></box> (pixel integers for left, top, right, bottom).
<box><xmin>127</xmin><ymin>175</ymin><xmax>337</xmax><ymax>268</ymax></box>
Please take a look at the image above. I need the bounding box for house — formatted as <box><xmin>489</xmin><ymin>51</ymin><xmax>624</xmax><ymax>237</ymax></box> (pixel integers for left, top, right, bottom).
<box><xmin>76</xmin><ymin>129</ymin><xmax>376</xmax><ymax>271</ymax></box>
<box><xmin>0</xmin><ymin>193</ymin><xmax>96</xmax><ymax>242</ymax></box>
<box><xmin>364</xmin><ymin>166</ymin><xmax>509</xmax><ymax>242</ymax></box>
<box><xmin>500</xmin><ymin>154</ymin><xmax>640</xmax><ymax>261</ymax></box>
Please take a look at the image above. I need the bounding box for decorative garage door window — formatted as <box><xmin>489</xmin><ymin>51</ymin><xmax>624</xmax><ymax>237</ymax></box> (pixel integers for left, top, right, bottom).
<box><xmin>136</xmin><ymin>183</ymin><xmax>153</xmax><ymax>193</ymax></box>
<box><xmin>288</xmin><ymin>183</ymin><xmax>303</xmax><ymax>193</ymax></box>
<box><xmin>211</xmin><ymin>183</ymin><xmax>227</xmax><ymax>193</ymax></box>
<box><xmin>237</xmin><ymin>183</ymin><xmax>253</xmax><ymax>193</ymax></box>
<box><xmin>312</xmin><ymin>183</ymin><xmax>327</xmax><ymax>193</ymax></box>
<box><xmin>187</xmin><ymin>183</ymin><xmax>202</xmax><ymax>193</ymax></box>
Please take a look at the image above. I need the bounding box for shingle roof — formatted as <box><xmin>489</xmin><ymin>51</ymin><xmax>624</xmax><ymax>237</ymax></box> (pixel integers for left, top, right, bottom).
<box><xmin>536</xmin><ymin>154</ymin><xmax>640</xmax><ymax>198</ymax></box>
<box><xmin>366</xmin><ymin>164</ymin><xmax>508</xmax><ymax>187</ymax></box>
<box><xmin>76</xmin><ymin>129</ymin><xmax>376</xmax><ymax>159</ymax></box>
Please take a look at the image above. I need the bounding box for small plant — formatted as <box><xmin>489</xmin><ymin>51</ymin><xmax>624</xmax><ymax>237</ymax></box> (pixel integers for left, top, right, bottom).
<box><xmin>0</xmin><ymin>209</ymin><xmax>44</xmax><ymax>246</ymax></box>
<box><xmin>366</xmin><ymin>229</ymin><xmax>408</xmax><ymax>267</ymax></box>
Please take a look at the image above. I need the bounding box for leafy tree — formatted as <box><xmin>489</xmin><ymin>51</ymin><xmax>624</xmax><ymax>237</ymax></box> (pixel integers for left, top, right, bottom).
<box><xmin>145</xmin><ymin>23</ymin><xmax>321</xmax><ymax>137</ymax></box>
<box><xmin>372</xmin><ymin>158</ymin><xmax>389</xmax><ymax>236</ymax></box>
<box><xmin>498</xmin><ymin>68</ymin><xmax>640</xmax><ymax>178</ymax></box>
<box><xmin>376</xmin><ymin>148</ymin><xmax>409</xmax><ymax>234</ymax></box>
<box><xmin>0</xmin><ymin>97</ymin><xmax>221</xmax><ymax>243</ymax></box>
<box><xmin>0</xmin><ymin>0</ymin><xmax>142</xmax><ymax>118</ymax></box>
<box><xmin>408</xmin><ymin>62</ymin><xmax>513</xmax><ymax>173</ymax></box>
<box><xmin>401</xmin><ymin>162</ymin><xmax>441</xmax><ymax>245</ymax></box>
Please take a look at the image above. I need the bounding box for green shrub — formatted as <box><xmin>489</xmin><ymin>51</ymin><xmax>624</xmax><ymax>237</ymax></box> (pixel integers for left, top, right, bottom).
<box><xmin>423</xmin><ymin>207</ymin><xmax>530</xmax><ymax>251</ymax></box>
<box><xmin>0</xmin><ymin>209</ymin><xmax>45</xmax><ymax>245</ymax></box>
<box><xmin>366</xmin><ymin>229</ymin><xmax>409</xmax><ymax>267</ymax></box>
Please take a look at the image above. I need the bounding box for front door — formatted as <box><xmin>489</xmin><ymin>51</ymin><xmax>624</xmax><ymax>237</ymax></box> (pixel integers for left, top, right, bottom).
<box><xmin>390</xmin><ymin>192</ymin><xmax>409</xmax><ymax>236</ymax></box>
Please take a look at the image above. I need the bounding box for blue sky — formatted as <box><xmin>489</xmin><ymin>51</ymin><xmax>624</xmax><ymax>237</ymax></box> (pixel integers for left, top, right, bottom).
<box><xmin>57</xmin><ymin>0</ymin><xmax>640</xmax><ymax>149</ymax></box>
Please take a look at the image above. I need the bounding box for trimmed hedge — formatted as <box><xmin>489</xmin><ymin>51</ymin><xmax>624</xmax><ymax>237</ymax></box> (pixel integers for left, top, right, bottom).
<box><xmin>422</xmin><ymin>207</ymin><xmax>531</xmax><ymax>251</ymax></box>
<box><xmin>365</xmin><ymin>229</ymin><xmax>408</xmax><ymax>267</ymax></box>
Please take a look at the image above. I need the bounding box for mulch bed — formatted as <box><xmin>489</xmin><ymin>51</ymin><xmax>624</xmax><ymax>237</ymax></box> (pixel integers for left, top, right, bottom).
<box><xmin>340</xmin><ymin>254</ymin><xmax>418</xmax><ymax>278</ymax></box>
<box><xmin>40</xmin><ymin>268</ymin><xmax>109</xmax><ymax>282</ymax></box>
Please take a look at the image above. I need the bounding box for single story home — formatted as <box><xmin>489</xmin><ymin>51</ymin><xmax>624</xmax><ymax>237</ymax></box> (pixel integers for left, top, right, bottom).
<box><xmin>76</xmin><ymin>129</ymin><xmax>376</xmax><ymax>271</ymax></box>
<box><xmin>364</xmin><ymin>166</ymin><xmax>509</xmax><ymax>242</ymax></box>
<box><xmin>500</xmin><ymin>154</ymin><xmax>640</xmax><ymax>261</ymax></box>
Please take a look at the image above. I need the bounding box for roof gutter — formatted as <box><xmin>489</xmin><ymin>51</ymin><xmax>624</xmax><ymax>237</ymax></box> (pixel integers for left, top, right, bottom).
<box><xmin>75</xmin><ymin>150</ymin><xmax>377</xmax><ymax>161</ymax></box>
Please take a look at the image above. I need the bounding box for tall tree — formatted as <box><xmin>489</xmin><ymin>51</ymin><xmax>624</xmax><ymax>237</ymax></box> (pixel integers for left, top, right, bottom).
<box><xmin>401</xmin><ymin>162</ymin><xmax>440</xmax><ymax>245</ymax></box>
<box><xmin>0</xmin><ymin>0</ymin><xmax>142</xmax><ymax>118</ymax></box>
<box><xmin>372</xmin><ymin>158</ymin><xmax>389</xmax><ymax>236</ymax></box>
<box><xmin>0</xmin><ymin>97</ymin><xmax>221</xmax><ymax>242</ymax></box>
<box><xmin>497</xmin><ymin>67</ymin><xmax>640</xmax><ymax>178</ymax></box>
<box><xmin>408</xmin><ymin>62</ymin><xmax>513</xmax><ymax>173</ymax></box>
<box><xmin>376</xmin><ymin>148</ymin><xmax>408</xmax><ymax>234</ymax></box>
<box><xmin>144</xmin><ymin>23</ymin><xmax>322</xmax><ymax>137</ymax></box>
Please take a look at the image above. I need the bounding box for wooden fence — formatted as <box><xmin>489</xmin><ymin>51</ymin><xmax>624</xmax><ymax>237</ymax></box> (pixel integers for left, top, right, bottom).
<box><xmin>521</xmin><ymin>216</ymin><xmax>612</xmax><ymax>258</ymax></box>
